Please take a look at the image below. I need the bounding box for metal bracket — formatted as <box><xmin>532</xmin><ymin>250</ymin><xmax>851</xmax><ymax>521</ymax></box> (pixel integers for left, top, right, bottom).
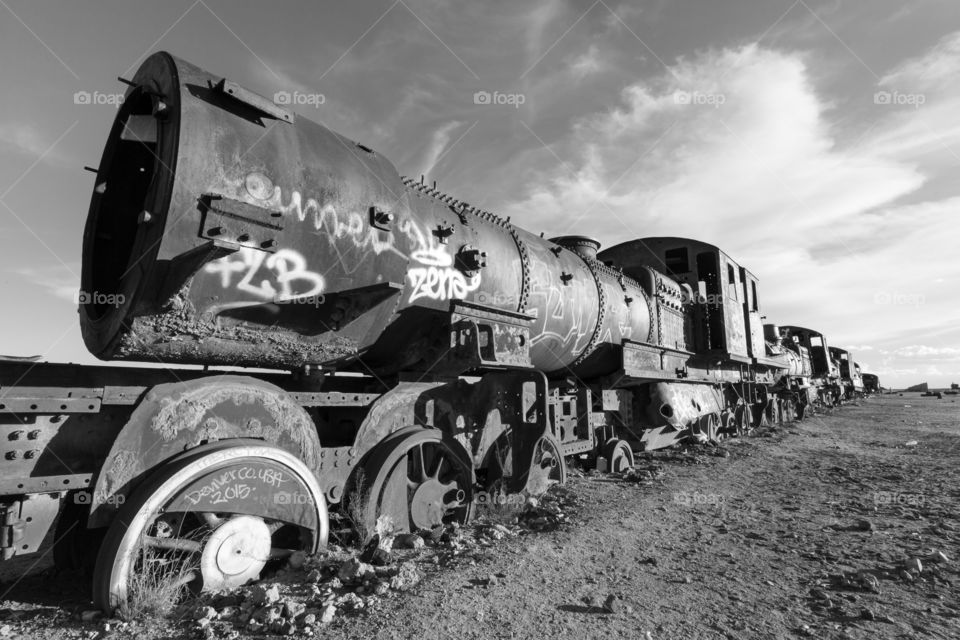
<box><xmin>199</xmin><ymin>194</ymin><xmax>284</xmax><ymax>253</ymax></box>
<box><xmin>213</xmin><ymin>78</ymin><xmax>294</xmax><ymax>123</ymax></box>
<box><xmin>433</xmin><ymin>222</ymin><xmax>455</xmax><ymax>244</ymax></box>
<box><xmin>0</xmin><ymin>494</ymin><xmax>60</xmax><ymax>559</ymax></box>
<box><xmin>369</xmin><ymin>206</ymin><xmax>394</xmax><ymax>231</ymax></box>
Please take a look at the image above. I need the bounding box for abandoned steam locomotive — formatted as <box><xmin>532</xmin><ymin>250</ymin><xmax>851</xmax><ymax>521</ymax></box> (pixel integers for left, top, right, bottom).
<box><xmin>0</xmin><ymin>52</ymin><xmax>874</xmax><ymax>613</ymax></box>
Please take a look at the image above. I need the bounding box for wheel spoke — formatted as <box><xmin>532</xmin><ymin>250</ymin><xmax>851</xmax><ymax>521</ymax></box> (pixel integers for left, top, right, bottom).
<box><xmin>144</xmin><ymin>536</ymin><xmax>202</xmax><ymax>553</ymax></box>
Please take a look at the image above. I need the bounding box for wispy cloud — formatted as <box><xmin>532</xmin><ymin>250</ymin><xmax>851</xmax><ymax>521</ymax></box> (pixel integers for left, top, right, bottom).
<box><xmin>0</xmin><ymin>121</ymin><xmax>72</xmax><ymax>167</ymax></box>
<box><xmin>13</xmin><ymin>263</ymin><xmax>80</xmax><ymax>303</ymax></box>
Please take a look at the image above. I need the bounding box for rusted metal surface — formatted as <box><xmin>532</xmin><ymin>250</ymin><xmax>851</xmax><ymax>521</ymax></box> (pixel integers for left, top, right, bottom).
<box><xmin>79</xmin><ymin>53</ymin><xmax>659</xmax><ymax>378</ymax></box>
<box><xmin>89</xmin><ymin>375</ymin><xmax>321</xmax><ymax>526</ymax></box>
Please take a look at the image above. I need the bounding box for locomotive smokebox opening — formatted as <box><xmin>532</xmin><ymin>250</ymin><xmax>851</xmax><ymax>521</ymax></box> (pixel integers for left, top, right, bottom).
<box><xmin>80</xmin><ymin>52</ymin><xmax>180</xmax><ymax>357</ymax></box>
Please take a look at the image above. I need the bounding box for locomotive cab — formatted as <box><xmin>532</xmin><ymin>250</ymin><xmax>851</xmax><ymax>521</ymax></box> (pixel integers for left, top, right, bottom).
<box><xmin>599</xmin><ymin>238</ymin><xmax>755</xmax><ymax>363</ymax></box>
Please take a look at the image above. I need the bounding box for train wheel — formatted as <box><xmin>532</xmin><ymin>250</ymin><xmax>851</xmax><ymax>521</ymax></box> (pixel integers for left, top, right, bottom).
<box><xmin>782</xmin><ymin>397</ymin><xmax>797</xmax><ymax>422</ymax></box>
<box><xmin>733</xmin><ymin>405</ymin><xmax>751</xmax><ymax>436</ymax></box>
<box><xmin>694</xmin><ymin>413</ymin><xmax>722</xmax><ymax>443</ymax></box>
<box><xmin>603</xmin><ymin>439</ymin><xmax>635</xmax><ymax>473</ymax></box>
<box><xmin>765</xmin><ymin>398</ymin><xmax>780</xmax><ymax>425</ymax></box>
<box><xmin>525</xmin><ymin>435</ymin><xmax>566</xmax><ymax>496</ymax></box>
<box><xmin>718</xmin><ymin>410</ymin><xmax>736</xmax><ymax>437</ymax></box>
<box><xmin>92</xmin><ymin>441</ymin><xmax>327</xmax><ymax>616</ymax></box>
<box><xmin>358</xmin><ymin>428</ymin><xmax>473</xmax><ymax>536</ymax></box>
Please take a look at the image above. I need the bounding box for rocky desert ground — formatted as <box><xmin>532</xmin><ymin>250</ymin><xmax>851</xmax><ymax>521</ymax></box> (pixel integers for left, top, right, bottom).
<box><xmin>0</xmin><ymin>392</ymin><xmax>956</xmax><ymax>640</ymax></box>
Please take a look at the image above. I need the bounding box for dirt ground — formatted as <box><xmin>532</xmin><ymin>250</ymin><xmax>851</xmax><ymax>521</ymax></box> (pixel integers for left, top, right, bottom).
<box><xmin>0</xmin><ymin>393</ymin><xmax>957</xmax><ymax>640</ymax></box>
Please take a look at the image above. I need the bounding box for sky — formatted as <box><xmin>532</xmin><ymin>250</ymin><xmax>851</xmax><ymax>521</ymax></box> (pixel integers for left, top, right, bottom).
<box><xmin>0</xmin><ymin>0</ymin><xmax>957</xmax><ymax>389</ymax></box>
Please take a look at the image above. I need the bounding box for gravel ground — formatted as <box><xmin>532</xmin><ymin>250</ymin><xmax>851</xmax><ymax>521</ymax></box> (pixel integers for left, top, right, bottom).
<box><xmin>0</xmin><ymin>392</ymin><xmax>956</xmax><ymax>640</ymax></box>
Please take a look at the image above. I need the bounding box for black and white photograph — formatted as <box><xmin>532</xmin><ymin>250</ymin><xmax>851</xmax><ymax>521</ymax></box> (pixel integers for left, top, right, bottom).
<box><xmin>0</xmin><ymin>1</ymin><xmax>957</xmax><ymax>638</ymax></box>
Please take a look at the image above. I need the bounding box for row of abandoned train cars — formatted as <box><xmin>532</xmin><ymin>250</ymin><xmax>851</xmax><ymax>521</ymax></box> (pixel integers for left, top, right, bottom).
<box><xmin>0</xmin><ymin>53</ymin><xmax>877</xmax><ymax>612</ymax></box>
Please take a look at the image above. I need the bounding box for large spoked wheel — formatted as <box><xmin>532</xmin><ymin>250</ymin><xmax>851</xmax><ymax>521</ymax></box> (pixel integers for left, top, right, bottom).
<box><xmin>357</xmin><ymin>428</ymin><xmax>473</xmax><ymax>535</ymax></box>
<box><xmin>525</xmin><ymin>435</ymin><xmax>566</xmax><ymax>496</ymax></box>
<box><xmin>693</xmin><ymin>413</ymin><xmax>722</xmax><ymax>444</ymax></box>
<box><xmin>733</xmin><ymin>404</ymin><xmax>751</xmax><ymax>436</ymax></box>
<box><xmin>92</xmin><ymin>440</ymin><xmax>328</xmax><ymax>616</ymax></box>
<box><xmin>602</xmin><ymin>438</ymin><xmax>635</xmax><ymax>473</ymax></box>
<box><xmin>765</xmin><ymin>398</ymin><xmax>780</xmax><ymax>425</ymax></box>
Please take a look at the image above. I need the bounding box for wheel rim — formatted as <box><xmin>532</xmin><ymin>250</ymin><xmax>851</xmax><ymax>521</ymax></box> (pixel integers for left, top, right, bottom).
<box><xmin>525</xmin><ymin>435</ymin><xmax>566</xmax><ymax>496</ymax></box>
<box><xmin>603</xmin><ymin>439</ymin><xmax>635</xmax><ymax>473</ymax></box>
<box><xmin>359</xmin><ymin>429</ymin><xmax>473</xmax><ymax>535</ymax></box>
<box><xmin>93</xmin><ymin>441</ymin><xmax>327</xmax><ymax>615</ymax></box>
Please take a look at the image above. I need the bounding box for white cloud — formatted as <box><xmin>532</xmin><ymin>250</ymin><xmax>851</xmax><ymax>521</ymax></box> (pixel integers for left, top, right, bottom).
<box><xmin>0</xmin><ymin>122</ymin><xmax>71</xmax><ymax>165</ymax></box>
<box><xmin>497</xmin><ymin>33</ymin><xmax>960</xmax><ymax>388</ymax></box>
<box><xmin>13</xmin><ymin>264</ymin><xmax>80</xmax><ymax>303</ymax></box>
<box><xmin>416</xmin><ymin>120</ymin><xmax>463</xmax><ymax>179</ymax></box>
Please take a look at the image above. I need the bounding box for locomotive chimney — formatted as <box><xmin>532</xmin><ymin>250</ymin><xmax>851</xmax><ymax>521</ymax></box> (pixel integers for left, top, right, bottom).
<box><xmin>549</xmin><ymin>235</ymin><xmax>601</xmax><ymax>261</ymax></box>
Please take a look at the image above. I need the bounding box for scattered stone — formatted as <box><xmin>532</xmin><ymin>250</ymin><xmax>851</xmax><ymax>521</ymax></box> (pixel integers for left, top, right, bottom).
<box><xmin>194</xmin><ymin>605</ymin><xmax>217</xmax><ymax>621</ymax></box>
<box><xmin>859</xmin><ymin>608</ymin><xmax>876</xmax><ymax>621</ymax></box>
<box><xmin>80</xmin><ymin>610</ymin><xmax>102</xmax><ymax>624</ymax></box>
<box><xmin>337</xmin><ymin>592</ymin><xmax>364</xmax><ymax>611</ymax></box>
<box><xmin>282</xmin><ymin>599</ymin><xmax>306</xmax><ymax>619</ymax></box>
<box><xmin>307</xmin><ymin>568</ymin><xmax>323</xmax><ymax>583</ymax></box>
<box><xmin>855</xmin><ymin>519</ymin><xmax>874</xmax><ymax>532</ymax></box>
<box><xmin>320</xmin><ymin>604</ymin><xmax>336</xmax><ymax>624</ymax></box>
<box><xmin>603</xmin><ymin>594</ymin><xmax>621</xmax><ymax>613</ymax></box>
<box><xmin>877</xmin><ymin>614</ymin><xmax>896</xmax><ymax>624</ymax></box>
<box><xmin>301</xmin><ymin>613</ymin><xmax>317</xmax><ymax>626</ymax></box>
<box><xmin>905</xmin><ymin>440</ymin><xmax>918</xmax><ymax>447</ymax></box>
<box><xmin>486</xmin><ymin>573</ymin><xmax>499</xmax><ymax>587</ymax></box>
<box><xmin>0</xmin><ymin>625</ymin><xmax>10</xmax><ymax>637</ymax></box>
<box><xmin>250</xmin><ymin>583</ymin><xmax>281</xmax><ymax>606</ymax></box>
<box><xmin>683</xmin><ymin>575</ymin><xmax>693</xmax><ymax>584</ymax></box>
<box><xmin>904</xmin><ymin>558</ymin><xmax>923</xmax><ymax>573</ymax></box>
<box><xmin>219</xmin><ymin>606</ymin><xmax>240</xmax><ymax>620</ymax></box>
<box><xmin>389</xmin><ymin>561</ymin><xmax>422</xmax><ymax>591</ymax></box>
<box><xmin>927</xmin><ymin>550</ymin><xmax>950</xmax><ymax>564</ymax></box>
<box><xmin>360</xmin><ymin>535</ymin><xmax>395</xmax><ymax>566</ymax></box>
<box><xmin>339</xmin><ymin>558</ymin><xmax>376</xmax><ymax>583</ymax></box>
<box><xmin>287</xmin><ymin>550</ymin><xmax>307</xmax><ymax>570</ymax></box>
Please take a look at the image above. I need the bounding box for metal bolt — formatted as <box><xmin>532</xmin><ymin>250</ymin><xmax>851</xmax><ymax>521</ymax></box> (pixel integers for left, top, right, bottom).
<box><xmin>5</xmin><ymin>451</ymin><xmax>19</xmax><ymax>461</ymax></box>
<box><xmin>27</xmin><ymin>430</ymin><xmax>40</xmax><ymax>440</ymax></box>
